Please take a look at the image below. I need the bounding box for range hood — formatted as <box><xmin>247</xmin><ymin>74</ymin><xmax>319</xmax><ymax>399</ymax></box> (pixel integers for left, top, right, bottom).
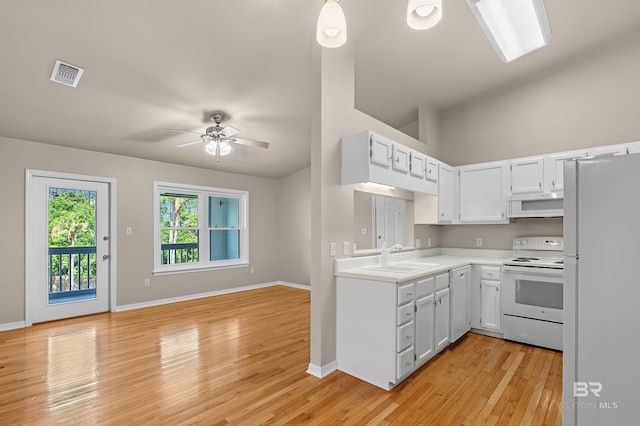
<box><xmin>508</xmin><ymin>192</ymin><xmax>563</xmax><ymax>218</ymax></box>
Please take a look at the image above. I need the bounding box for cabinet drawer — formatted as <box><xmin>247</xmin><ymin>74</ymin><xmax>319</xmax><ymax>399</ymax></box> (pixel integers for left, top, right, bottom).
<box><xmin>435</xmin><ymin>273</ymin><xmax>449</xmax><ymax>291</ymax></box>
<box><xmin>397</xmin><ymin>346</ymin><xmax>415</xmax><ymax>379</ymax></box>
<box><xmin>481</xmin><ymin>266</ymin><xmax>501</xmax><ymax>280</ymax></box>
<box><xmin>415</xmin><ymin>276</ymin><xmax>435</xmax><ymax>298</ymax></box>
<box><xmin>397</xmin><ymin>303</ymin><xmax>414</xmax><ymax>325</ymax></box>
<box><xmin>397</xmin><ymin>283</ymin><xmax>415</xmax><ymax>306</ymax></box>
<box><xmin>397</xmin><ymin>320</ymin><xmax>415</xmax><ymax>352</ymax></box>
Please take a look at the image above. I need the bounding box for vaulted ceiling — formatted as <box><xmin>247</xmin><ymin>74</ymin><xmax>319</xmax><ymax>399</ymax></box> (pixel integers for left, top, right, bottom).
<box><xmin>1</xmin><ymin>0</ymin><xmax>639</xmax><ymax>178</ymax></box>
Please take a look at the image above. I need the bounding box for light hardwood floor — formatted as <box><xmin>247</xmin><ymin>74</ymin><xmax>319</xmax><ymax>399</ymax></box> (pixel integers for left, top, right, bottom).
<box><xmin>0</xmin><ymin>285</ymin><xmax>562</xmax><ymax>425</ymax></box>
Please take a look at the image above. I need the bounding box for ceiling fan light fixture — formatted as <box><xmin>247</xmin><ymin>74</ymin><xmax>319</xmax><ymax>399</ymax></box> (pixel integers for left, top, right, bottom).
<box><xmin>205</xmin><ymin>141</ymin><xmax>217</xmax><ymax>156</ymax></box>
<box><xmin>466</xmin><ymin>0</ymin><xmax>551</xmax><ymax>63</ymax></box>
<box><xmin>205</xmin><ymin>141</ymin><xmax>233</xmax><ymax>157</ymax></box>
<box><xmin>407</xmin><ymin>0</ymin><xmax>442</xmax><ymax>30</ymax></box>
<box><xmin>219</xmin><ymin>141</ymin><xmax>233</xmax><ymax>156</ymax></box>
<box><xmin>316</xmin><ymin>0</ymin><xmax>347</xmax><ymax>48</ymax></box>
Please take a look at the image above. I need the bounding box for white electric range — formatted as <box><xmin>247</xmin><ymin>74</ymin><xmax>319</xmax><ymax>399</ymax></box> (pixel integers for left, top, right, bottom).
<box><xmin>502</xmin><ymin>237</ymin><xmax>564</xmax><ymax>351</ymax></box>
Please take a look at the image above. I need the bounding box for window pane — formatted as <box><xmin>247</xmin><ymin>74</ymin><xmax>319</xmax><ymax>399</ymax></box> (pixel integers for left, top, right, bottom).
<box><xmin>208</xmin><ymin>197</ymin><xmax>239</xmax><ymax>228</ymax></box>
<box><xmin>160</xmin><ymin>194</ymin><xmax>198</xmax><ymax>228</ymax></box>
<box><xmin>161</xmin><ymin>230</ymin><xmax>199</xmax><ymax>264</ymax></box>
<box><xmin>210</xmin><ymin>230</ymin><xmax>240</xmax><ymax>261</ymax></box>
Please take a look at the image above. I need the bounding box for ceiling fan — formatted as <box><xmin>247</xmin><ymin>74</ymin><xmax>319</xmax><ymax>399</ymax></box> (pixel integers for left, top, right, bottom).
<box><xmin>168</xmin><ymin>113</ymin><xmax>269</xmax><ymax>162</ymax></box>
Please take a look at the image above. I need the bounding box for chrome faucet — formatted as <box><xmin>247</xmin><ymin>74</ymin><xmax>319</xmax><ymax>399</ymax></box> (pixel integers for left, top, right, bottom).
<box><xmin>380</xmin><ymin>242</ymin><xmax>403</xmax><ymax>264</ymax></box>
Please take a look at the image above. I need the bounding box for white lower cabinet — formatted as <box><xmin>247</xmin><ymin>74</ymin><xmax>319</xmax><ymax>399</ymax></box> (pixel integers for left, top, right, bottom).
<box><xmin>415</xmin><ymin>293</ymin><xmax>435</xmax><ymax>365</ymax></box>
<box><xmin>471</xmin><ymin>265</ymin><xmax>503</xmax><ymax>334</ymax></box>
<box><xmin>435</xmin><ymin>287</ymin><xmax>450</xmax><ymax>353</ymax></box>
<box><xmin>336</xmin><ymin>271</ymin><xmax>450</xmax><ymax>390</ymax></box>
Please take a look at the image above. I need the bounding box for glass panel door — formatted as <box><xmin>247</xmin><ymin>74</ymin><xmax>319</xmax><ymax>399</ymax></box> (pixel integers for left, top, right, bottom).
<box><xmin>28</xmin><ymin>173</ymin><xmax>110</xmax><ymax>323</ymax></box>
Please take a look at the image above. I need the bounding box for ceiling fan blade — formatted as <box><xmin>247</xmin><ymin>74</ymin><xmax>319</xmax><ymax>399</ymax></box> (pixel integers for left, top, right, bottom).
<box><xmin>167</xmin><ymin>128</ymin><xmax>204</xmax><ymax>136</ymax></box>
<box><xmin>230</xmin><ymin>137</ymin><xmax>269</xmax><ymax>149</ymax></box>
<box><xmin>176</xmin><ymin>139</ymin><xmax>204</xmax><ymax>148</ymax></box>
<box><xmin>219</xmin><ymin>126</ymin><xmax>240</xmax><ymax>138</ymax></box>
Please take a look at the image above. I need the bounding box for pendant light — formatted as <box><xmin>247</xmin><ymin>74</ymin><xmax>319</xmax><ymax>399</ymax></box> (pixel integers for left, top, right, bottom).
<box><xmin>407</xmin><ymin>0</ymin><xmax>442</xmax><ymax>30</ymax></box>
<box><xmin>316</xmin><ymin>0</ymin><xmax>347</xmax><ymax>48</ymax></box>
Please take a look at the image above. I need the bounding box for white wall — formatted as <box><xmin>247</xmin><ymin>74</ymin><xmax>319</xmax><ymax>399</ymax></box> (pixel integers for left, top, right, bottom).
<box><xmin>0</xmin><ymin>137</ymin><xmax>281</xmax><ymax>324</ymax></box>
<box><xmin>277</xmin><ymin>167</ymin><xmax>311</xmax><ymax>286</ymax></box>
<box><xmin>436</xmin><ymin>30</ymin><xmax>640</xmax><ymax>249</ymax></box>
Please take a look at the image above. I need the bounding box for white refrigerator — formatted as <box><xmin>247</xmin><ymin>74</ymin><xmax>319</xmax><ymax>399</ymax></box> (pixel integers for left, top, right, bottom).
<box><xmin>563</xmin><ymin>154</ymin><xmax>640</xmax><ymax>425</ymax></box>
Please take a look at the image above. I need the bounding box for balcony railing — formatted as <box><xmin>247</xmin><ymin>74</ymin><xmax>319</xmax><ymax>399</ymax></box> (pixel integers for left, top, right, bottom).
<box><xmin>48</xmin><ymin>246</ymin><xmax>97</xmax><ymax>302</ymax></box>
<box><xmin>161</xmin><ymin>242</ymin><xmax>199</xmax><ymax>264</ymax></box>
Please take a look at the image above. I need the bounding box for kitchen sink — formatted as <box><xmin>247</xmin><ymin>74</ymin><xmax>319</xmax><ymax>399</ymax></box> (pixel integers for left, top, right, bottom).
<box><xmin>361</xmin><ymin>264</ymin><xmax>423</xmax><ymax>273</ymax></box>
<box><xmin>401</xmin><ymin>260</ymin><xmax>440</xmax><ymax>266</ymax></box>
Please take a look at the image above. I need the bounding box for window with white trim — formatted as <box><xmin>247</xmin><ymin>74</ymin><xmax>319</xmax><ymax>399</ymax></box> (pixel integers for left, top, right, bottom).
<box><xmin>154</xmin><ymin>182</ymin><xmax>249</xmax><ymax>274</ymax></box>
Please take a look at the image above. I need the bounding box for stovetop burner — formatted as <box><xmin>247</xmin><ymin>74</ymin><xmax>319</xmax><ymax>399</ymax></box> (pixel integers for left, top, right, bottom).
<box><xmin>504</xmin><ymin>236</ymin><xmax>565</xmax><ymax>270</ymax></box>
<box><xmin>511</xmin><ymin>257</ymin><xmax>540</xmax><ymax>262</ymax></box>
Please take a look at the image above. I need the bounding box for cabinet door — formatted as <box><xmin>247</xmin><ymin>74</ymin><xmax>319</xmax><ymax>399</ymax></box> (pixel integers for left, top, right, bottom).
<box><xmin>545</xmin><ymin>150</ymin><xmax>587</xmax><ymax>193</ymax></box>
<box><xmin>392</xmin><ymin>144</ymin><xmax>410</xmax><ymax>173</ymax></box>
<box><xmin>439</xmin><ymin>164</ymin><xmax>454</xmax><ymax>223</ymax></box>
<box><xmin>511</xmin><ymin>157</ymin><xmax>544</xmax><ymax>194</ymax></box>
<box><xmin>459</xmin><ymin>163</ymin><xmax>508</xmax><ymax>223</ymax></box>
<box><xmin>415</xmin><ymin>294</ymin><xmax>435</xmax><ymax>365</ymax></box>
<box><xmin>435</xmin><ymin>288</ymin><xmax>450</xmax><ymax>353</ymax></box>
<box><xmin>410</xmin><ymin>151</ymin><xmax>426</xmax><ymax>178</ymax></box>
<box><xmin>370</xmin><ymin>135</ymin><xmax>392</xmax><ymax>168</ymax></box>
<box><xmin>480</xmin><ymin>280</ymin><xmax>501</xmax><ymax>331</ymax></box>
<box><xmin>426</xmin><ymin>158</ymin><xmax>439</xmax><ymax>182</ymax></box>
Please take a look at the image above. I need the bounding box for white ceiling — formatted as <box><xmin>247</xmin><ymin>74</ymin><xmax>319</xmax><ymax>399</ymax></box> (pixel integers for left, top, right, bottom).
<box><xmin>1</xmin><ymin>0</ymin><xmax>639</xmax><ymax>179</ymax></box>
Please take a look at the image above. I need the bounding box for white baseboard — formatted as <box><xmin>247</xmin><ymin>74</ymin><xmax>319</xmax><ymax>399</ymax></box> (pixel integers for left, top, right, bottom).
<box><xmin>0</xmin><ymin>321</ymin><xmax>26</xmax><ymax>332</ymax></box>
<box><xmin>279</xmin><ymin>281</ymin><xmax>310</xmax><ymax>291</ymax></box>
<box><xmin>115</xmin><ymin>281</ymin><xmax>308</xmax><ymax>312</ymax></box>
<box><xmin>307</xmin><ymin>360</ymin><xmax>338</xmax><ymax>378</ymax></box>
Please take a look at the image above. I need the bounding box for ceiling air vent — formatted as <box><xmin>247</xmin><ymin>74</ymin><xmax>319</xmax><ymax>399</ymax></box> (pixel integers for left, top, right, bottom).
<box><xmin>50</xmin><ymin>60</ymin><xmax>84</xmax><ymax>88</ymax></box>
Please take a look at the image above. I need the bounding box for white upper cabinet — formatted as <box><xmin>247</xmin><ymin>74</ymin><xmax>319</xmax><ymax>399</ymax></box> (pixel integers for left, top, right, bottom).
<box><xmin>425</xmin><ymin>158</ymin><xmax>439</xmax><ymax>183</ymax></box>
<box><xmin>370</xmin><ymin>134</ymin><xmax>392</xmax><ymax>167</ymax></box>
<box><xmin>410</xmin><ymin>151</ymin><xmax>426</xmax><ymax>179</ymax></box>
<box><xmin>459</xmin><ymin>161</ymin><xmax>509</xmax><ymax>223</ymax></box>
<box><xmin>544</xmin><ymin>150</ymin><xmax>588</xmax><ymax>193</ymax></box>
<box><xmin>341</xmin><ymin>131</ymin><xmax>437</xmax><ymax>195</ymax></box>
<box><xmin>510</xmin><ymin>157</ymin><xmax>544</xmax><ymax>195</ymax></box>
<box><xmin>413</xmin><ymin>162</ymin><xmax>455</xmax><ymax>224</ymax></box>
<box><xmin>438</xmin><ymin>164</ymin><xmax>454</xmax><ymax>223</ymax></box>
<box><xmin>392</xmin><ymin>144</ymin><xmax>411</xmax><ymax>174</ymax></box>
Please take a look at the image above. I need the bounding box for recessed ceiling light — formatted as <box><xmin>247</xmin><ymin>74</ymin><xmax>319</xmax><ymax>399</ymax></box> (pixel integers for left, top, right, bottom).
<box><xmin>466</xmin><ymin>0</ymin><xmax>552</xmax><ymax>63</ymax></box>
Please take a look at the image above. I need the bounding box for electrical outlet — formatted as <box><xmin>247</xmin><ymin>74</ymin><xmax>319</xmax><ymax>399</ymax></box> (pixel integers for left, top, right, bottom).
<box><xmin>126</xmin><ymin>227</ymin><xmax>133</xmax><ymax>235</ymax></box>
<box><xmin>428</xmin><ymin>238</ymin><xmax>432</xmax><ymax>248</ymax></box>
<box><xmin>360</xmin><ymin>227</ymin><xmax>368</xmax><ymax>235</ymax></box>
<box><xmin>343</xmin><ymin>242</ymin><xmax>350</xmax><ymax>255</ymax></box>
<box><xmin>330</xmin><ymin>242</ymin><xmax>336</xmax><ymax>257</ymax></box>
<box><xmin>144</xmin><ymin>278</ymin><xmax>150</xmax><ymax>287</ymax></box>
<box><xmin>476</xmin><ymin>238</ymin><xmax>483</xmax><ymax>247</ymax></box>
<box><xmin>415</xmin><ymin>239</ymin><xmax>421</xmax><ymax>248</ymax></box>
<box><xmin>250</xmin><ymin>267</ymin><xmax>255</xmax><ymax>274</ymax></box>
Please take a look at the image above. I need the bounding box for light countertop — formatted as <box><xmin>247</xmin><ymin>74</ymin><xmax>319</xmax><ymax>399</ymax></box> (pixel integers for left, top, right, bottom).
<box><xmin>334</xmin><ymin>249</ymin><xmax>508</xmax><ymax>284</ymax></box>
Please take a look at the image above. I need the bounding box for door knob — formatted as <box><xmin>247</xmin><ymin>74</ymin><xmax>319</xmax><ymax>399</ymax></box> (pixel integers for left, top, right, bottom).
<box><xmin>103</xmin><ymin>254</ymin><xmax>110</xmax><ymax>260</ymax></box>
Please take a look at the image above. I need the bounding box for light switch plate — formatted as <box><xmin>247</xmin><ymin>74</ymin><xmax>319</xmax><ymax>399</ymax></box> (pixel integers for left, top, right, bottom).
<box><xmin>330</xmin><ymin>242</ymin><xmax>336</xmax><ymax>257</ymax></box>
<box><xmin>343</xmin><ymin>242</ymin><xmax>350</xmax><ymax>255</ymax></box>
